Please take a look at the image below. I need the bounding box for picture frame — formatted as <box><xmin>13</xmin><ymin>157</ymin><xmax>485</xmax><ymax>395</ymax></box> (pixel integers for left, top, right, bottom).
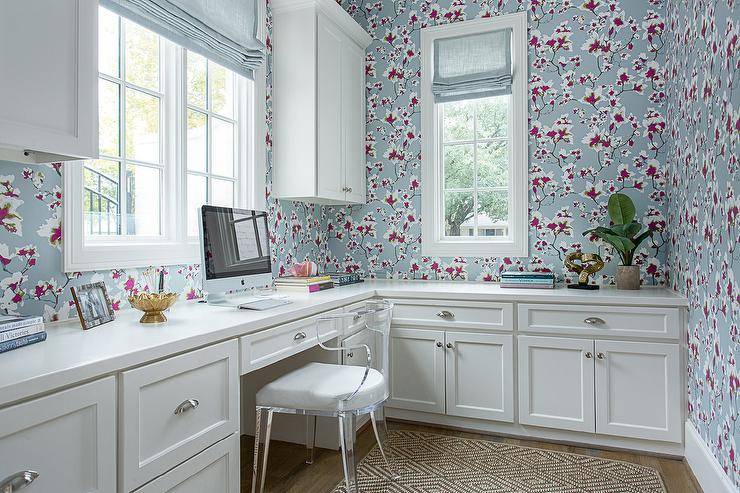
<box><xmin>70</xmin><ymin>282</ymin><xmax>115</xmax><ymax>330</ymax></box>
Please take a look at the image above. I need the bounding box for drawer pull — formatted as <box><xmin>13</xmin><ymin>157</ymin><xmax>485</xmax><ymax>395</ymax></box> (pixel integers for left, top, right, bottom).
<box><xmin>294</xmin><ymin>331</ymin><xmax>307</xmax><ymax>341</ymax></box>
<box><xmin>436</xmin><ymin>310</ymin><xmax>454</xmax><ymax>319</ymax></box>
<box><xmin>174</xmin><ymin>398</ymin><xmax>199</xmax><ymax>415</ymax></box>
<box><xmin>585</xmin><ymin>352</ymin><xmax>593</xmax><ymax>359</ymax></box>
<box><xmin>1</xmin><ymin>470</ymin><xmax>39</xmax><ymax>492</ymax></box>
<box><xmin>583</xmin><ymin>317</ymin><xmax>605</xmax><ymax>325</ymax></box>
<box><xmin>597</xmin><ymin>352</ymin><xmax>606</xmax><ymax>360</ymax></box>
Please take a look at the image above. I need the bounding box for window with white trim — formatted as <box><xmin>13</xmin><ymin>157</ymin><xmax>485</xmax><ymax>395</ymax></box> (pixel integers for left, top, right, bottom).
<box><xmin>421</xmin><ymin>13</ymin><xmax>528</xmax><ymax>257</ymax></box>
<box><xmin>64</xmin><ymin>6</ymin><xmax>266</xmax><ymax>271</ymax></box>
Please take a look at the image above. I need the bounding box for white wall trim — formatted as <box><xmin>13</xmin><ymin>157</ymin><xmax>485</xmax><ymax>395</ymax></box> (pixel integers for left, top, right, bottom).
<box><xmin>684</xmin><ymin>420</ymin><xmax>737</xmax><ymax>493</ymax></box>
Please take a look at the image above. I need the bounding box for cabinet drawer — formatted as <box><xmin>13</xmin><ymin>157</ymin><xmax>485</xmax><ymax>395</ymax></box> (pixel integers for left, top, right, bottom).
<box><xmin>0</xmin><ymin>377</ymin><xmax>116</xmax><ymax>493</ymax></box>
<box><xmin>240</xmin><ymin>309</ymin><xmax>341</xmax><ymax>373</ymax></box>
<box><xmin>518</xmin><ymin>304</ymin><xmax>680</xmax><ymax>339</ymax></box>
<box><xmin>133</xmin><ymin>433</ymin><xmax>239</xmax><ymax>493</ymax></box>
<box><xmin>120</xmin><ymin>340</ymin><xmax>239</xmax><ymax>492</ymax></box>
<box><xmin>391</xmin><ymin>300</ymin><xmax>513</xmax><ymax>330</ymax></box>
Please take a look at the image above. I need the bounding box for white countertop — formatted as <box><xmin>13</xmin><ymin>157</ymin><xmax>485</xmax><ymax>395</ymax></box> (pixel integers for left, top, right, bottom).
<box><xmin>0</xmin><ymin>280</ymin><xmax>687</xmax><ymax>408</ymax></box>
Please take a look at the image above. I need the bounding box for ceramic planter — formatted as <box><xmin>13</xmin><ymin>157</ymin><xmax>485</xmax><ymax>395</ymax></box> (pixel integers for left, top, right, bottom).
<box><xmin>616</xmin><ymin>265</ymin><xmax>640</xmax><ymax>290</ymax></box>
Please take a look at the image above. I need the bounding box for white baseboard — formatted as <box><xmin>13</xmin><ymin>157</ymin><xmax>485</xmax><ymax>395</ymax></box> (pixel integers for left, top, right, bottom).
<box><xmin>684</xmin><ymin>421</ymin><xmax>736</xmax><ymax>493</ymax></box>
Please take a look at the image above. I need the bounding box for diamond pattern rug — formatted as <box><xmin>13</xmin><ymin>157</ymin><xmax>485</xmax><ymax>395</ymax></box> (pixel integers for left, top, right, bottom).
<box><xmin>331</xmin><ymin>431</ymin><xmax>667</xmax><ymax>493</ymax></box>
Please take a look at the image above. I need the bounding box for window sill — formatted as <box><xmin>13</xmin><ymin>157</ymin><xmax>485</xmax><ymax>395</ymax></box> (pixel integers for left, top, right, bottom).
<box><xmin>421</xmin><ymin>238</ymin><xmax>528</xmax><ymax>258</ymax></box>
<box><xmin>63</xmin><ymin>240</ymin><xmax>199</xmax><ymax>272</ymax></box>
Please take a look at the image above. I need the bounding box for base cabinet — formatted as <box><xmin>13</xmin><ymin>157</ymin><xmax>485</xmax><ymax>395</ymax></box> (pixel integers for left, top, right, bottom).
<box><xmin>133</xmin><ymin>433</ymin><xmax>240</xmax><ymax>493</ymax></box>
<box><xmin>595</xmin><ymin>340</ymin><xmax>681</xmax><ymax>442</ymax></box>
<box><xmin>0</xmin><ymin>377</ymin><xmax>116</xmax><ymax>493</ymax></box>
<box><xmin>388</xmin><ymin>327</ymin><xmax>514</xmax><ymax>422</ymax></box>
<box><xmin>518</xmin><ymin>336</ymin><xmax>595</xmax><ymax>433</ymax></box>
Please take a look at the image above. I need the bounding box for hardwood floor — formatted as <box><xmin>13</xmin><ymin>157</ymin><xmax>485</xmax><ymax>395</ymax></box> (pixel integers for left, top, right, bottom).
<box><xmin>240</xmin><ymin>420</ymin><xmax>702</xmax><ymax>493</ymax></box>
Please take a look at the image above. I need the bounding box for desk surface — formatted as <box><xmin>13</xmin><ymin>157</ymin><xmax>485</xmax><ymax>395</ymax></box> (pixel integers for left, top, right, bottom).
<box><xmin>0</xmin><ymin>280</ymin><xmax>687</xmax><ymax>408</ymax></box>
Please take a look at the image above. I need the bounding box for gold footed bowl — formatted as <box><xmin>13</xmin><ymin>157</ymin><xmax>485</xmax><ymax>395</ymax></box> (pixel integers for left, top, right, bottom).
<box><xmin>128</xmin><ymin>292</ymin><xmax>179</xmax><ymax>324</ymax></box>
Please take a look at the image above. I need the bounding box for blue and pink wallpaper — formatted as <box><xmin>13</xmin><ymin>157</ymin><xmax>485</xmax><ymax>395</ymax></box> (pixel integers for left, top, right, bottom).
<box><xmin>665</xmin><ymin>0</ymin><xmax>738</xmax><ymax>485</ymax></box>
<box><xmin>325</xmin><ymin>0</ymin><xmax>669</xmax><ymax>283</ymax></box>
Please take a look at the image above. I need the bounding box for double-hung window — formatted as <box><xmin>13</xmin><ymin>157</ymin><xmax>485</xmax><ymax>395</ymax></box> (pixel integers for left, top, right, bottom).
<box><xmin>64</xmin><ymin>6</ymin><xmax>265</xmax><ymax>271</ymax></box>
<box><xmin>421</xmin><ymin>13</ymin><xmax>528</xmax><ymax>257</ymax></box>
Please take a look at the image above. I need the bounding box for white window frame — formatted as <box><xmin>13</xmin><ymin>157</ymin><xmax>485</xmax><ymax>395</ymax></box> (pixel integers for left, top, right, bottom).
<box><xmin>420</xmin><ymin>12</ymin><xmax>528</xmax><ymax>257</ymax></box>
<box><xmin>64</xmin><ymin>7</ymin><xmax>266</xmax><ymax>272</ymax></box>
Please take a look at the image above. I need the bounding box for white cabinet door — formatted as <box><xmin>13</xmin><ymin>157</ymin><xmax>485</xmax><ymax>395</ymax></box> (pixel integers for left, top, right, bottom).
<box><xmin>445</xmin><ymin>332</ymin><xmax>513</xmax><ymax>422</ymax></box>
<box><xmin>387</xmin><ymin>328</ymin><xmax>445</xmax><ymax>413</ymax></box>
<box><xmin>0</xmin><ymin>0</ymin><xmax>97</xmax><ymax>163</ymax></box>
<box><xmin>518</xmin><ymin>336</ymin><xmax>595</xmax><ymax>433</ymax></box>
<box><xmin>134</xmin><ymin>433</ymin><xmax>239</xmax><ymax>493</ymax></box>
<box><xmin>316</xmin><ymin>15</ymin><xmax>345</xmax><ymax>202</ymax></box>
<box><xmin>0</xmin><ymin>377</ymin><xmax>116</xmax><ymax>493</ymax></box>
<box><xmin>595</xmin><ymin>340</ymin><xmax>681</xmax><ymax>442</ymax></box>
<box><xmin>341</xmin><ymin>37</ymin><xmax>366</xmax><ymax>204</ymax></box>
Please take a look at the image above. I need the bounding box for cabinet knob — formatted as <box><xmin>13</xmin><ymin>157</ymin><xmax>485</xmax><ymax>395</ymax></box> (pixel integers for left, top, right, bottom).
<box><xmin>436</xmin><ymin>310</ymin><xmax>454</xmax><ymax>319</ymax></box>
<box><xmin>585</xmin><ymin>352</ymin><xmax>593</xmax><ymax>359</ymax></box>
<box><xmin>0</xmin><ymin>471</ymin><xmax>39</xmax><ymax>492</ymax></box>
<box><xmin>174</xmin><ymin>398</ymin><xmax>200</xmax><ymax>415</ymax></box>
<box><xmin>597</xmin><ymin>352</ymin><xmax>606</xmax><ymax>360</ymax></box>
<box><xmin>584</xmin><ymin>317</ymin><xmax>606</xmax><ymax>325</ymax></box>
<box><xmin>446</xmin><ymin>342</ymin><xmax>454</xmax><ymax>349</ymax></box>
<box><xmin>436</xmin><ymin>341</ymin><xmax>443</xmax><ymax>348</ymax></box>
<box><xmin>347</xmin><ymin>187</ymin><xmax>352</xmax><ymax>193</ymax></box>
<box><xmin>347</xmin><ymin>352</ymin><xmax>354</xmax><ymax>358</ymax></box>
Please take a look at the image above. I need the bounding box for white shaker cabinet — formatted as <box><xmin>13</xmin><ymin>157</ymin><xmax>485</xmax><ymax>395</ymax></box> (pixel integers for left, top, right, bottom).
<box><xmin>0</xmin><ymin>0</ymin><xmax>98</xmax><ymax>163</ymax></box>
<box><xmin>518</xmin><ymin>335</ymin><xmax>596</xmax><ymax>433</ymax></box>
<box><xmin>0</xmin><ymin>377</ymin><xmax>116</xmax><ymax>493</ymax></box>
<box><xmin>272</xmin><ymin>0</ymin><xmax>371</xmax><ymax>205</ymax></box>
<box><xmin>595</xmin><ymin>340</ymin><xmax>681</xmax><ymax>442</ymax></box>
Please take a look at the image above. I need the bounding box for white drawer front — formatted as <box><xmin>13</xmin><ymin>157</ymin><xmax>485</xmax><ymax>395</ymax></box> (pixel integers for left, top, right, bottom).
<box><xmin>0</xmin><ymin>377</ymin><xmax>116</xmax><ymax>493</ymax></box>
<box><xmin>121</xmin><ymin>340</ymin><xmax>239</xmax><ymax>492</ymax></box>
<box><xmin>133</xmin><ymin>433</ymin><xmax>239</xmax><ymax>493</ymax></box>
<box><xmin>240</xmin><ymin>309</ymin><xmax>341</xmax><ymax>373</ymax></box>
<box><xmin>518</xmin><ymin>304</ymin><xmax>680</xmax><ymax>339</ymax></box>
<box><xmin>391</xmin><ymin>300</ymin><xmax>513</xmax><ymax>330</ymax></box>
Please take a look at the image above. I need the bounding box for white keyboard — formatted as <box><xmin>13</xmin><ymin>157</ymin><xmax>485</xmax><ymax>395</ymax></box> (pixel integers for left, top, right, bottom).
<box><xmin>238</xmin><ymin>297</ymin><xmax>293</xmax><ymax>311</ymax></box>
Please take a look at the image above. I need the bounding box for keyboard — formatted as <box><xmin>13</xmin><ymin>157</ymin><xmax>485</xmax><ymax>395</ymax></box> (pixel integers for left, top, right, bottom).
<box><xmin>238</xmin><ymin>297</ymin><xmax>293</xmax><ymax>311</ymax></box>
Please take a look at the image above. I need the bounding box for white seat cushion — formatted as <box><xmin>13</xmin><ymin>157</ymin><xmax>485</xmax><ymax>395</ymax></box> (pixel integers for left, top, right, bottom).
<box><xmin>256</xmin><ymin>362</ymin><xmax>386</xmax><ymax>412</ymax></box>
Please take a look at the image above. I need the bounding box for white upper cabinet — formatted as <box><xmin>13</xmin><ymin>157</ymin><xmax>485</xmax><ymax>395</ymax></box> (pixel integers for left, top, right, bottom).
<box><xmin>0</xmin><ymin>0</ymin><xmax>98</xmax><ymax>163</ymax></box>
<box><xmin>272</xmin><ymin>0</ymin><xmax>371</xmax><ymax>205</ymax></box>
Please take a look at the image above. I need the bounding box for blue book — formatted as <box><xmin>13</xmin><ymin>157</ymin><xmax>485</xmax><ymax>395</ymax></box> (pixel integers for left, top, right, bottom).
<box><xmin>0</xmin><ymin>331</ymin><xmax>47</xmax><ymax>354</ymax></box>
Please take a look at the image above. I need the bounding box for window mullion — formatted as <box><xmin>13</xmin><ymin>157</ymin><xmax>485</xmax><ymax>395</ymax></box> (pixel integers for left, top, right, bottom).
<box><xmin>119</xmin><ymin>18</ymin><xmax>128</xmax><ymax>236</ymax></box>
<box><xmin>472</xmin><ymin>101</ymin><xmax>478</xmax><ymax>238</ymax></box>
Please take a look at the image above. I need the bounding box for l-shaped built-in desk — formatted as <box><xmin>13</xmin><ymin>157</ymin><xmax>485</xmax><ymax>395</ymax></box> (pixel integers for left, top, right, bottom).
<box><xmin>0</xmin><ymin>280</ymin><xmax>688</xmax><ymax>493</ymax></box>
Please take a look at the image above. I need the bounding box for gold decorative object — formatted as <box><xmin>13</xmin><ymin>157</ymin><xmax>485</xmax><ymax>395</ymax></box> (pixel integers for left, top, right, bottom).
<box><xmin>565</xmin><ymin>251</ymin><xmax>604</xmax><ymax>290</ymax></box>
<box><xmin>128</xmin><ymin>292</ymin><xmax>179</xmax><ymax>324</ymax></box>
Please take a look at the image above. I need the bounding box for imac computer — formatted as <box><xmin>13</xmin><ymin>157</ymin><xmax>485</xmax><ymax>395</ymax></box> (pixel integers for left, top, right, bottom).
<box><xmin>198</xmin><ymin>205</ymin><xmax>291</xmax><ymax>310</ymax></box>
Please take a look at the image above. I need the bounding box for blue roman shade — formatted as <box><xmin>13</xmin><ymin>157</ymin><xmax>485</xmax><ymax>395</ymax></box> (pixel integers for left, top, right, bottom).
<box><xmin>432</xmin><ymin>28</ymin><xmax>512</xmax><ymax>103</ymax></box>
<box><xmin>101</xmin><ymin>0</ymin><xmax>265</xmax><ymax>79</ymax></box>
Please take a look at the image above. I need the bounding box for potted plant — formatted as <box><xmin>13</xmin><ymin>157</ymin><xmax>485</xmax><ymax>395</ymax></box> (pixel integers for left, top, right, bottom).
<box><xmin>582</xmin><ymin>193</ymin><xmax>653</xmax><ymax>290</ymax></box>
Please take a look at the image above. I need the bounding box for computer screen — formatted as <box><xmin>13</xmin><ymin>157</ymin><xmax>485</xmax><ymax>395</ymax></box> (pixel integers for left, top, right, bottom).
<box><xmin>200</xmin><ymin>206</ymin><xmax>271</xmax><ymax>281</ymax></box>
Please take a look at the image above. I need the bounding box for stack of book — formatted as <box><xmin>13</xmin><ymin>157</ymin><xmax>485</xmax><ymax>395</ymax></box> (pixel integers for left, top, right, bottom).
<box><xmin>275</xmin><ymin>275</ymin><xmax>334</xmax><ymax>293</ymax></box>
<box><xmin>0</xmin><ymin>315</ymin><xmax>46</xmax><ymax>354</ymax></box>
<box><xmin>500</xmin><ymin>271</ymin><xmax>555</xmax><ymax>289</ymax></box>
<box><xmin>322</xmin><ymin>271</ymin><xmax>363</xmax><ymax>287</ymax></box>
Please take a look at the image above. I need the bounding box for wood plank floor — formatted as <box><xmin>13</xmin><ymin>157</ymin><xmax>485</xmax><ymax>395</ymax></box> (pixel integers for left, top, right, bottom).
<box><xmin>240</xmin><ymin>420</ymin><xmax>702</xmax><ymax>493</ymax></box>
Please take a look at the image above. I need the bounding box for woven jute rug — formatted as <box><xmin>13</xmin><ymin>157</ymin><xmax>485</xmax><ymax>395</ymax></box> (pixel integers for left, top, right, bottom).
<box><xmin>331</xmin><ymin>431</ymin><xmax>667</xmax><ymax>493</ymax></box>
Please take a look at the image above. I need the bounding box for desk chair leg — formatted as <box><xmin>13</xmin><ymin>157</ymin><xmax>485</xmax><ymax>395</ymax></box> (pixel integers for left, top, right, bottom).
<box><xmin>251</xmin><ymin>408</ymin><xmax>264</xmax><ymax>493</ymax></box>
<box><xmin>258</xmin><ymin>409</ymin><xmax>274</xmax><ymax>493</ymax></box>
<box><xmin>338</xmin><ymin>413</ymin><xmax>359</xmax><ymax>493</ymax></box>
<box><xmin>370</xmin><ymin>408</ymin><xmax>396</xmax><ymax>477</ymax></box>
<box><xmin>306</xmin><ymin>415</ymin><xmax>317</xmax><ymax>464</ymax></box>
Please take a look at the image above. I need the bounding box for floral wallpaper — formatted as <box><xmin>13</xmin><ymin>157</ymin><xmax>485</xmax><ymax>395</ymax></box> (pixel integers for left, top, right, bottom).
<box><xmin>0</xmin><ymin>1</ymin><xmax>325</xmax><ymax>322</ymax></box>
<box><xmin>665</xmin><ymin>0</ymin><xmax>738</xmax><ymax>486</ymax></box>
<box><xmin>325</xmin><ymin>0</ymin><xmax>669</xmax><ymax>283</ymax></box>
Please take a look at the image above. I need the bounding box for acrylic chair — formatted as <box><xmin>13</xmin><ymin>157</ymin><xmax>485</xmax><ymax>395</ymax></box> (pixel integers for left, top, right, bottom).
<box><xmin>251</xmin><ymin>299</ymin><xmax>394</xmax><ymax>493</ymax></box>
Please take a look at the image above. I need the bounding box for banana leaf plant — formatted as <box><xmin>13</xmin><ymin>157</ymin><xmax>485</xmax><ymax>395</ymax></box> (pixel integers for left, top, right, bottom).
<box><xmin>582</xmin><ymin>193</ymin><xmax>653</xmax><ymax>266</ymax></box>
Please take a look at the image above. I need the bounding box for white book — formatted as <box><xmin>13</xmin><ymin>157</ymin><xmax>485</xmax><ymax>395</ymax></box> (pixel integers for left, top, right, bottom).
<box><xmin>0</xmin><ymin>323</ymin><xmax>45</xmax><ymax>343</ymax></box>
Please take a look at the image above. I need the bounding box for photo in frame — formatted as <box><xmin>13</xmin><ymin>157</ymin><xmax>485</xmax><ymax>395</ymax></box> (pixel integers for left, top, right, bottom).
<box><xmin>70</xmin><ymin>282</ymin><xmax>115</xmax><ymax>330</ymax></box>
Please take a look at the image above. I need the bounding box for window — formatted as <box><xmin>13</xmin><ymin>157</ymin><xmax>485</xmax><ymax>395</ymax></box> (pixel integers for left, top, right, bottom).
<box><xmin>421</xmin><ymin>13</ymin><xmax>528</xmax><ymax>257</ymax></box>
<box><xmin>64</xmin><ymin>6</ymin><xmax>266</xmax><ymax>271</ymax></box>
